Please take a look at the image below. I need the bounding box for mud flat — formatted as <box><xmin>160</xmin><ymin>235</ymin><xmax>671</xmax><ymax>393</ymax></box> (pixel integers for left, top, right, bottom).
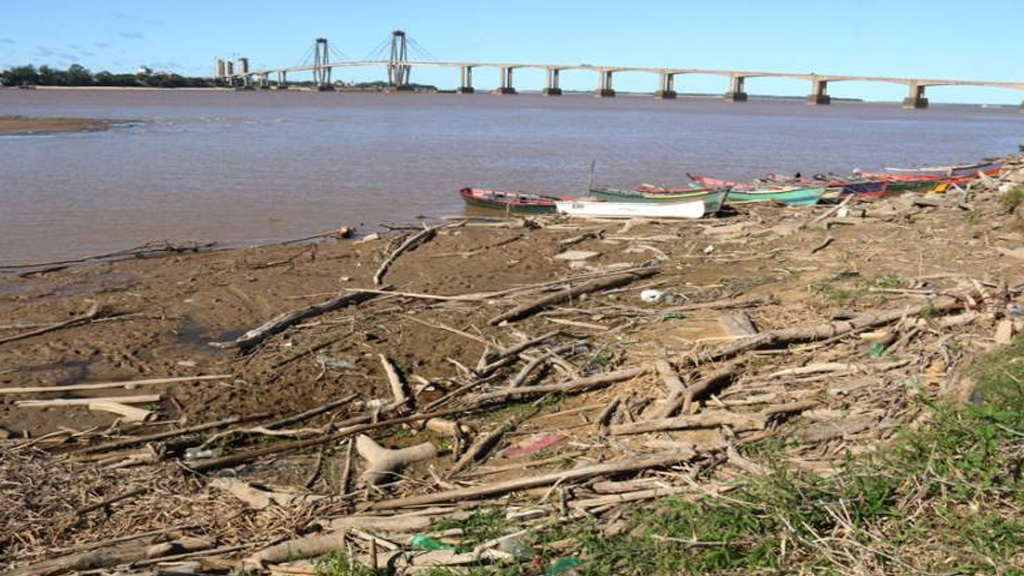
<box><xmin>0</xmin><ymin>115</ymin><xmax>110</xmax><ymax>135</ymax></box>
<box><xmin>1</xmin><ymin>159</ymin><xmax>1023</xmax><ymax>575</ymax></box>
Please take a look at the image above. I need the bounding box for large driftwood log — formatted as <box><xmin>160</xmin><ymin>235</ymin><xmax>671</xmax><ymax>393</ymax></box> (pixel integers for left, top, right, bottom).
<box><xmin>0</xmin><ymin>374</ymin><xmax>232</xmax><ymax>396</ymax></box>
<box><xmin>368</xmin><ymin>448</ymin><xmax>696</xmax><ymax>510</ymax></box>
<box><xmin>685</xmin><ymin>297</ymin><xmax>961</xmax><ymax>365</ymax></box>
<box><xmin>465</xmin><ymin>367</ymin><xmax>648</xmax><ymax>406</ymax></box>
<box><xmin>611</xmin><ymin>401</ymin><xmax>818</xmax><ymax>436</ymax></box>
<box><xmin>211</xmin><ymin>290</ymin><xmax>380</xmax><ymax>353</ymax></box>
<box><xmin>489</xmin><ymin>269</ymin><xmax>658</xmax><ymax>325</ymax></box>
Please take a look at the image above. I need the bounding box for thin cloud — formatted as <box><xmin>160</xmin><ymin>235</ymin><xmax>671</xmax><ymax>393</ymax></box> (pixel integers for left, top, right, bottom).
<box><xmin>82</xmin><ymin>50</ymin><xmax>95</xmax><ymax>57</ymax></box>
<box><xmin>118</xmin><ymin>31</ymin><xmax>145</xmax><ymax>40</ymax></box>
<box><xmin>35</xmin><ymin>47</ymin><xmax>55</xmax><ymax>56</ymax></box>
<box><xmin>150</xmin><ymin>61</ymin><xmax>183</xmax><ymax>70</ymax></box>
<box><xmin>0</xmin><ymin>38</ymin><xmax>16</xmax><ymax>45</ymax></box>
<box><xmin>94</xmin><ymin>42</ymin><xmax>110</xmax><ymax>48</ymax></box>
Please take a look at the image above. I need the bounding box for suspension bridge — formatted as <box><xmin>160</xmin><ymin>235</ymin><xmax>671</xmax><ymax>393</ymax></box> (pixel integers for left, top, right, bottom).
<box><xmin>216</xmin><ymin>31</ymin><xmax>1024</xmax><ymax>110</ymax></box>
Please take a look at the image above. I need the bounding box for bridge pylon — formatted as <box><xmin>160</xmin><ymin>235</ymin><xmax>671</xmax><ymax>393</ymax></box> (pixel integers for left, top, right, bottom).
<box><xmin>388</xmin><ymin>30</ymin><xmax>412</xmax><ymax>89</ymax></box>
<box><xmin>313</xmin><ymin>38</ymin><xmax>334</xmax><ymax>91</ymax></box>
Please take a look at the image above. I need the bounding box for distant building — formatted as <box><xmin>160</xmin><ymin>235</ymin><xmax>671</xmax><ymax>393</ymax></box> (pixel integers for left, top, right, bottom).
<box><xmin>136</xmin><ymin>66</ymin><xmax>153</xmax><ymax>76</ymax></box>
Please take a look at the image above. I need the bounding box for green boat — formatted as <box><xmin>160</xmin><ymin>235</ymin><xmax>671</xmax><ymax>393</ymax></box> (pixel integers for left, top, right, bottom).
<box><xmin>687</xmin><ymin>176</ymin><xmax>827</xmax><ymax>206</ymax></box>
<box><xmin>723</xmin><ymin>186</ymin><xmax>827</xmax><ymax>206</ymax></box>
<box><xmin>588</xmin><ymin>187</ymin><xmax>728</xmax><ymax>214</ymax></box>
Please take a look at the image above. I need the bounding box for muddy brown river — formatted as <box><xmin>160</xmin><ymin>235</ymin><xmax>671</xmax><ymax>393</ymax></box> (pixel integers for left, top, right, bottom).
<box><xmin>1</xmin><ymin>88</ymin><xmax>1022</xmax><ymax>264</ymax></box>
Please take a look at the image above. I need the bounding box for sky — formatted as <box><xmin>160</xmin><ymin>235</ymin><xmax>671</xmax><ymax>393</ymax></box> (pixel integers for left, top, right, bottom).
<box><xmin>1</xmin><ymin>0</ymin><xmax>1022</xmax><ymax>104</ymax></box>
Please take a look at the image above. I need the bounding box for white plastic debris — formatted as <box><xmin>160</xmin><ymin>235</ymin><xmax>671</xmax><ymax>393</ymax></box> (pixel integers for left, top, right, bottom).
<box><xmin>640</xmin><ymin>289</ymin><xmax>665</xmax><ymax>304</ymax></box>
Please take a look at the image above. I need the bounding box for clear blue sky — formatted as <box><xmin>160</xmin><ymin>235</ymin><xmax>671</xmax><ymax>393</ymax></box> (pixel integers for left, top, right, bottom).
<box><xmin>2</xmin><ymin>0</ymin><xmax>1022</xmax><ymax>104</ymax></box>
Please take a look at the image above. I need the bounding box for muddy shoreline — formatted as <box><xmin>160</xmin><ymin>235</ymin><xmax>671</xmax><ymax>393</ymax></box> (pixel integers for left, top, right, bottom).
<box><xmin>1</xmin><ymin>161</ymin><xmax>1023</xmax><ymax>573</ymax></box>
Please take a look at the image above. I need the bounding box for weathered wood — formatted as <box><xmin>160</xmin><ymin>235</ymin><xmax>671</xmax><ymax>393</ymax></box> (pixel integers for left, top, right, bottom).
<box><xmin>76</xmin><ymin>411</ymin><xmax>274</xmax><ymax>456</ymax></box>
<box><xmin>16</xmin><ymin>395</ymin><xmax>161</xmax><ymax>408</ymax></box>
<box><xmin>659</xmin><ymin>294</ymin><xmax>776</xmax><ymax>314</ymax></box>
<box><xmin>87</xmin><ymin>401</ymin><xmax>154</xmax><ymax>422</ymax></box>
<box><xmin>614</xmin><ymin>410</ymin><xmax>765</xmax><ymax>436</ymax></box>
<box><xmin>466</xmin><ymin>367</ymin><xmax>648</xmax><ymax>406</ymax></box>
<box><xmin>614</xmin><ymin>401</ymin><xmax>818</xmax><ymax>436</ymax></box>
<box><xmin>489</xmin><ymin>269</ymin><xmax>658</xmax><ymax>325</ymax></box>
<box><xmin>0</xmin><ymin>304</ymin><xmax>103</xmax><ymax>346</ymax></box>
<box><xmin>507</xmin><ymin>343</ymin><xmax>579</xmax><ymax>388</ymax></box>
<box><xmin>0</xmin><ymin>374</ymin><xmax>232</xmax><ymax>396</ymax></box>
<box><xmin>379</xmin><ymin>355</ymin><xmax>412</xmax><ymax>409</ymax></box>
<box><xmin>687</xmin><ymin>297</ymin><xmax>961</xmax><ymax>364</ymax></box>
<box><xmin>373</xmin><ymin>225</ymin><xmax>439</xmax><ymax>287</ymax></box>
<box><xmin>449</xmin><ymin>417</ymin><xmax>516</xmax><ymax>475</ymax></box>
<box><xmin>211</xmin><ymin>290</ymin><xmax>380</xmax><ymax>353</ymax></box>
<box><xmin>368</xmin><ymin>449</ymin><xmax>697</xmax><ymax>510</ymax></box>
<box><xmin>477</xmin><ymin>331</ymin><xmax>560</xmax><ymax>375</ymax></box>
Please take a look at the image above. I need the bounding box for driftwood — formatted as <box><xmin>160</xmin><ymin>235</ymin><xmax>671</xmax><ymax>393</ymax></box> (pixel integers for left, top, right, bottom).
<box><xmin>16</xmin><ymin>395</ymin><xmax>161</xmax><ymax>408</ymax></box>
<box><xmin>87</xmin><ymin>402</ymin><xmax>154</xmax><ymax>422</ymax></box>
<box><xmin>489</xmin><ymin>269</ymin><xmax>658</xmax><ymax>325</ymax></box>
<box><xmin>611</xmin><ymin>401</ymin><xmax>818</xmax><ymax>436</ymax></box>
<box><xmin>688</xmin><ymin>297</ymin><xmax>962</xmax><ymax>364</ymax></box>
<box><xmin>0</xmin><ymin>304</ymin><xmax>103</xmax><ymax>346</ymax></box>
<box><xmin>369</xmin><ymin>448</ymin><xmax>697</xmax><ymax>510</ymax></box>
<box><xmin>508</xmin><ymin>343</ymin><xmax>579</xmax><ymax>388</ymax></box>
<box><xmin>648</xmin><ymin>365</ymin><xmax>735</xmax><ymax>419</ymax></box>
<box><xmin>356</xmin><ymin>435</ymin><xmax>437</xmax><ymax>485</ymax></box>
<box><xmin>0</xmin><ymin>374</ymin><xmax>232</xmax><ymax>396</ymax></box>
<box><xmin>477</xmin><ymin>331</ymin><xmax>560</xmax><ymax>375</ymax></box>
<box><xmin>379</xmin><ymin>355</ymin><xmax>413</xmax><ymax>410</ymax></box>
<box><xmin>243</xmin><ymin>531</ymin><xmax>348</xmax><ymax>571</ymax></box>
<box><xmin>659</xmin><ymin>294</ymin><xmax>776</xmax><ymax>314</ymax></box>
<box><xmin>449</xmin><ymin>416</ymin><xmax>517</xmax><ymax>475</ymax></box>
<box><xmin>466</xmin><ymin>366</ymin><xmax>648</xmax><ymax>406</ymax></box>
<box><xmin>373</xmin><ymin>225</ymin><xmax>439</xmax><ymax>287</ymax></box>
<box><xmin>76</xmin><ymin>411</ymin><xmax>274</xmax><ymax>456</ymax></box>
<box><xmin>7</xmin><ymin>535</ymin><xmax>185</xmax><ymax>576</ymax></box>
<box><xmin>186</xmin><ymin>406</ymin><xmax>473</xmax><ymax>473</ymax></box>
<box><xmin>212</xmin><ymin>290</ymin><xmax>380</xmax><ymax>353</ymax></box>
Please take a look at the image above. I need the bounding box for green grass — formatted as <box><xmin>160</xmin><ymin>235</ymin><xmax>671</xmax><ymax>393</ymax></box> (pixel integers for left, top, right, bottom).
<box><xmin>1001</xmin><ymin>185</ymin><xmax>1024</xmax><ymax>213</ymax></box>
<box><xmin>416</xmin><ymin>334</ymin><xmax>1024</xmax><ymax>575</ymax></box>
<box><xmin>812</xmin><ymin>273</ymin><xmax>908</xmax><ymax>304</ymax></box>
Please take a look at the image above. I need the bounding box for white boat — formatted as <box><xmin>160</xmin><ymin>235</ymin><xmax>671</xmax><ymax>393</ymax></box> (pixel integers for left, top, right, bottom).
<box><xmin>554</xmin><ymin>198</ymin><xmax>705</xmax><ymax>219</ymax></box>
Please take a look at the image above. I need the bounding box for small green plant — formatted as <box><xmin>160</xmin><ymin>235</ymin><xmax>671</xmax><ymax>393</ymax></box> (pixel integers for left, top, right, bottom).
<box><xmin>963</xmin><ymin>210</ymin><xmax>981</xmax><ymax>224</ymax></box>
<box><xmin>315</xmin><ymin>550</ymin><xmax>382</xmax><ymax>576</ymax></box>
<box><xmin>1000</xmin><ymin>184</ymin><xmax>1024</xmax><ymax>213</ymax></box>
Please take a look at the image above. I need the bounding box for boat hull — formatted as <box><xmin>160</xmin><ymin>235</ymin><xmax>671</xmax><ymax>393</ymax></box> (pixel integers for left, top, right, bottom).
<box><xmin>460</xmin><ymin>187</ymin><xmax>560</xmax><ymax>214</ymax></box>
<box><xmin>589</xmin><ymin>188</ymin><xmax>727</xmax><ymax>213</ymax></box>
<box><xmin>724</xmin><ymin>186</ymin><xmax>826</xmax><ymax>206</ymax></box>
<box><xmin>555</xmin><ymin>199</ymin><xmax>705</xmax><ymax>219</ymax></box>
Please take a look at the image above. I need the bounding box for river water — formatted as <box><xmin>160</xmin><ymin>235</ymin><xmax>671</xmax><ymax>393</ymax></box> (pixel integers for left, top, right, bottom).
<box><xmin>1</xmin><ymin>89</ymin><xmax>1022</xmax><ymax>264</ymax></box>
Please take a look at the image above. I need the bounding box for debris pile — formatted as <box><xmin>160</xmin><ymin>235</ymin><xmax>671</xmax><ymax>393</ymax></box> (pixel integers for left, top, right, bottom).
<box><xmin>2</xmin><ymin>159</ymin><xmax>1023</xmax><ymax>575</ymax></box>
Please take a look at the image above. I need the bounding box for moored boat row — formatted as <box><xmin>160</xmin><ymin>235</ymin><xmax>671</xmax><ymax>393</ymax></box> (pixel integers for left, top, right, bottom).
<box><xmin>459</xmin><ymin>158</ymin><xmax>1001</xmax><ymax>219</ymax></box>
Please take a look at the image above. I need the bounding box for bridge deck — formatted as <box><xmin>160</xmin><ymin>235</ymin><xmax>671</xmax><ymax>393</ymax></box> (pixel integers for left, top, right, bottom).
<box><xmin>234</xmin><ymin>60</ymin><xmax>1024</xmax><ymax>90</ymax></box>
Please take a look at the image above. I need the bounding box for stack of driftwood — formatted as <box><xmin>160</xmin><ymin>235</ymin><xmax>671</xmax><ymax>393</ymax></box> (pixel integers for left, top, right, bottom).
<box><xmin>3</xmin><ymin>159</ymin><xmax>1024</xmax><ymax>576</ymax></box>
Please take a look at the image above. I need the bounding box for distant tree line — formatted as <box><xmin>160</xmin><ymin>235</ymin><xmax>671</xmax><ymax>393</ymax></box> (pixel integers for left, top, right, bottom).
<box><xmin>0</xmin><ymin>64</ymin><xmax>216</xmax><ymax>88</ymax></box>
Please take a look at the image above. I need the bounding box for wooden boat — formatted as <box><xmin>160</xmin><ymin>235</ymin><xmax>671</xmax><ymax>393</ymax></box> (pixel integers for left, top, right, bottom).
<box><xmin>851</xmin><ymin>172</ymin><xmax>943</xmax><ymax>193</ymax></box>
<box><xmin>881</xmin><ymin>160</ymin><xmax>1002</xmax><ymax>178</ymax></box>
<box><xmin>555</xmin><ymin>198</ymin><xmax>705</xmax><ymax>219</ymax></box>
<box><xmin>588</xmin><ymin>186</ymin><xmax>728</xmax><ymax>213</ymax></box>
<box><xmin>757</xmin><ymin>174</ymin><xmax>888</xmax><ymax>198</ymax></box>
<box><xmin>686</xmin><ymin>175</ymin><xmax>825</xmax><ymax>206</ymax></box>
<box><xmin>459</xmin><ymin>187</ymin><xmax>566</xmax><ymax>214</ymax></box>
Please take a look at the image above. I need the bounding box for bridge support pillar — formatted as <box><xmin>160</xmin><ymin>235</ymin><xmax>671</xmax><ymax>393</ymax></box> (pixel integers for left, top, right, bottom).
<box><xmin>497</xmin><ymin>67</ymin><xmax>517</xmax><ymax>94</ymax></box>
<box><xmin>543</xmin><ymin>68</ymin><xmax>562</xmax><ymax>96</ymax></box>
<box><xmin>274</xmin><ymin>71</ymin><xmax>288</xmax><ymax>90</ymax></box>
<box><xmin>724</xmin><ymin>74</ymin><xmax>747</xmax><ymax>102</ymax></box>
<box><xmin>596</xmin><ymin>70</ymin><xmax>615</xmax><ymax>97</ymax></box>
<box><xmin>656</xmin><ymin>73</ymin><xmax>677</xmax><ymax>99</ymax></box>
<box><xmin>807</xmin><ymin>79</ymin><xmax>830</xmax><ymax>105</ymax></box>
<box><xmin>258</xmin><ymin>73</ymin><xmax>270</xmax><ymax>89</ymax></box>
<box><xmin>458</xmin><ymin>66</ymin><xmax>475</xmax><ymax>93</ymax></box>
<box><xmin>902</xmin><ymin>83</ymin><xmax>928</xmax><ymax>109</ymax></box>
